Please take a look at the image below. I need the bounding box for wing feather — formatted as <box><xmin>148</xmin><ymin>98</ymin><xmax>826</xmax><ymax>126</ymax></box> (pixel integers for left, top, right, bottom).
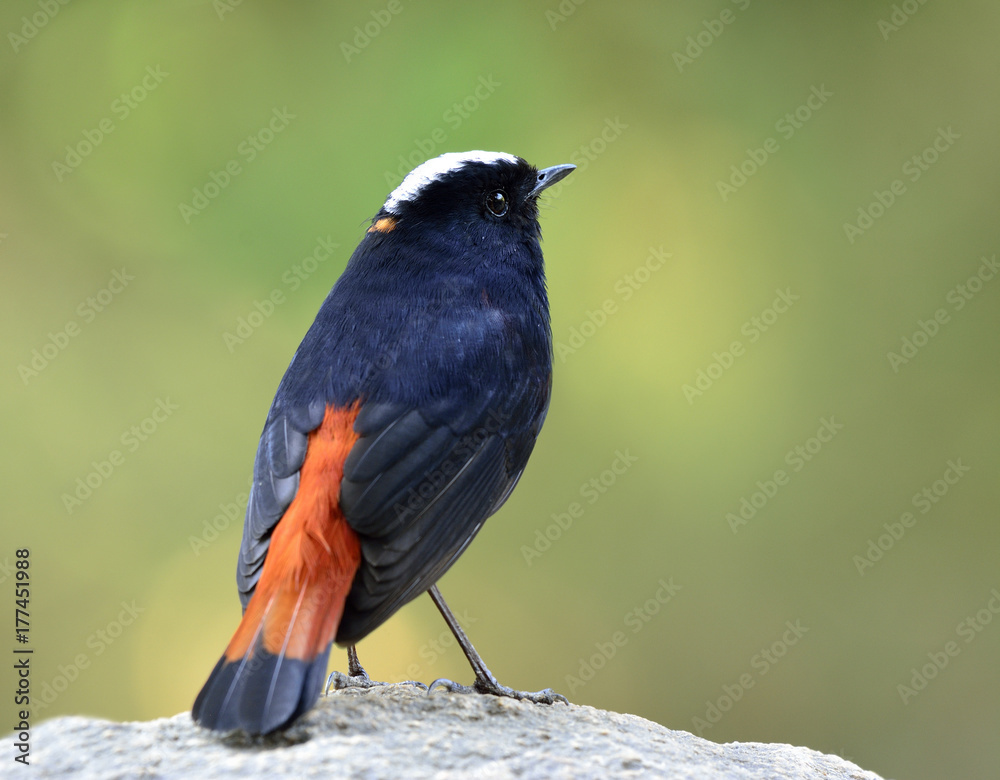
<box><xmin>335</xmin><ymin>377</ymin><xmax>547</xmax><ymax>644</ymax></box>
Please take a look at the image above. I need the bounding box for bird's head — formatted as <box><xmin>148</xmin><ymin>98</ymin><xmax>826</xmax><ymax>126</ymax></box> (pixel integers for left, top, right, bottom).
<box><xmin>368</xmin><ymin>151</ymin><xmax>574</xmax><ymax>250</ymax></box>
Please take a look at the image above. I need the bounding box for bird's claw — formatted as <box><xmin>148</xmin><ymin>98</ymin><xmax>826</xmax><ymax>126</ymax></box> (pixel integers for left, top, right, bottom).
<box><xmin>427</xmin><ymin>677</ymin><xmax>471</xmax><ymax>695</ymax></box>
<box><xmin>427</xmin><ymin>676</ymin><xmax>567</xmax><ymax>705</ymax></box>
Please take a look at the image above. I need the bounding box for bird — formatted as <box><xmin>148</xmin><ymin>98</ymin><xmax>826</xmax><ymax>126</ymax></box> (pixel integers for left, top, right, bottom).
<box><xmin>191</xmin><ymin>151</ymin><xmax>574</xmax><ymax>735</ymax></box>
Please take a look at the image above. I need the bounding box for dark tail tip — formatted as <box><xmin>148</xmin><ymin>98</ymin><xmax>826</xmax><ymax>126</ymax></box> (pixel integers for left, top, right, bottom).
<box><xmin>192</xmin><ymin>646</ymin><xmax>332</xmax><ymax>735</ymax></box>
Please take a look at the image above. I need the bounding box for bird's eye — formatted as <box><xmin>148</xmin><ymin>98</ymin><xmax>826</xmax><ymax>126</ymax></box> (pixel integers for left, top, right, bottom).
<box><xmin>485</xmin><ymin>190</ymin><xmax>508</xmax><ymax>217</ymax></box>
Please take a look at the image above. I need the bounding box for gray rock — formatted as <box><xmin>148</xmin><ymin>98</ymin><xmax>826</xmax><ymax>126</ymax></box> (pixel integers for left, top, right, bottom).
<box><xmin>23</xmin><ymin>685</ymin><xmax>886</xmax><ymax>779</ymax></box>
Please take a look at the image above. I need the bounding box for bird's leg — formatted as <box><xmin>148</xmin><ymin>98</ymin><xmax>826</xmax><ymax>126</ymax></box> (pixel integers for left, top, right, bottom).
<box><xmin>325</xmin><ymin>645</ymin><xmax>428</xmax><ymax>695</ymax></box>
<box><xmin>426</xmin><ymin>585</ymin><xmax>567</xmax><ymax>705</ymax></box>
<box><xmin>347</xmin><ymin>644</ymin><xmax>368</xmax><ymax>678</ymax></box>
<box><xmin>325</xmin><ymin>644</ymin><xmax>378</xmax><ymax>693</ymax></box>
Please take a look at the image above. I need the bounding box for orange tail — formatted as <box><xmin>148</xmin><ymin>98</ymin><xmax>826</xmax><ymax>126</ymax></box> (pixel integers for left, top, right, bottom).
<box><xmin>193</xmin><ymin>406</ymin><xmax>360</xmax><ymax>734</ymax></box>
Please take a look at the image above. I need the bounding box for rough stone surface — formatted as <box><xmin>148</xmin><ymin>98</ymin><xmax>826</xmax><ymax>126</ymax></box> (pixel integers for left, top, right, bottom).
<box><xmin>23</xmin><ymin>685</ymin><xmax>886</xmax><ymax>779</ymax></box>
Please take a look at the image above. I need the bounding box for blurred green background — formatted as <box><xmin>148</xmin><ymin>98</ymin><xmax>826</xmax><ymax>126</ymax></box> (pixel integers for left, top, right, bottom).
<box><xmin>2</xmin><ymin>2</ymin><xmax>999</xmax><ymax>778</ymax></box>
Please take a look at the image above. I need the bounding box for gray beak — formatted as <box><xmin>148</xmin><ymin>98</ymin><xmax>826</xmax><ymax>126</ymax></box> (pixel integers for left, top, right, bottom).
<box><xmin>530</xmin><ymin>164</ymin><xmax>576</xmax><ymax>197</ymax></box>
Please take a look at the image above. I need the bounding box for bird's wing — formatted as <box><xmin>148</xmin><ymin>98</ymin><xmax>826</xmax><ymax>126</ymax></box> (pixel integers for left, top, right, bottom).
<box><xmin>335</xmin><ymin>375</ymin><xmax>549</xmax><ymax>643</ymax></box>
<box><xmin>235</xmin><ymin>370</ymin><xmax>549</xmax><ymax>639</ymax></box>
<box><xmin>236</xmin><ymin>399</ymin><xmax>329</xmax><ymax>609</ymax></box>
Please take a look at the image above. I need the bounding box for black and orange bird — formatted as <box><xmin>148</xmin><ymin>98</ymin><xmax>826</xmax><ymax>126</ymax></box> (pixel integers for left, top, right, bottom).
<box><xmin>192</xmin><ymin>151</ymin><xmax>574</xmax><ymax>735</ymax></box>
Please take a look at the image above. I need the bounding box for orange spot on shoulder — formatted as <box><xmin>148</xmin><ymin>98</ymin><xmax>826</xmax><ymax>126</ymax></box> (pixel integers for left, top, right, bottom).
<box><xmin>226</xmin><ymin>403</ymin><xmax>362</xmax><ymax>661</ymax></box>
<box><xmin>368</xmin><ymin>217</ymin><xmax>396</xmax><ymax>234</ymax></box>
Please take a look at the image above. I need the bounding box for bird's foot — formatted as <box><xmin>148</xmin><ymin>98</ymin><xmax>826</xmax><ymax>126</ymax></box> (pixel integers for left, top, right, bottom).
<box><xmin>325</xmin><ymin>644</ymin><xmax>429</xmax><ymax>695</ymax></box>
<box><xmin>427</xmin><ymin>675</ymin><xmax>567</xmax><ymax>705</ymax></box>
<box><xmin>325</xmin><ymin>669</ymin><xmax>380</xmax><ymax>693</ymax></box>
<box><xmin>324</xmin><ymin>670</ymin><xmax>430</xmax><ymax>694</ymax></box>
